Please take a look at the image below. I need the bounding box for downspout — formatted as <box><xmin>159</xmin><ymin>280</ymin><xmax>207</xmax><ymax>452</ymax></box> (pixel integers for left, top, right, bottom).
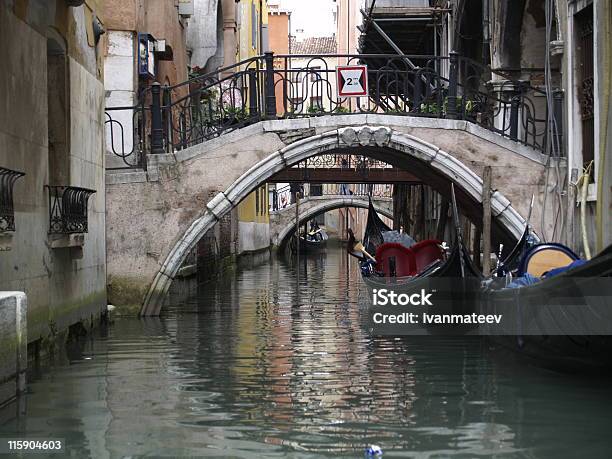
<box><xmin>347</xmin><ymin>0</ymin><xmax>350</xmax><ymax>54</ymax></box>
<box><xmin>259</xmin><ymin>0</ymin><xmax>263</xmax><ymax>53</ymax></box>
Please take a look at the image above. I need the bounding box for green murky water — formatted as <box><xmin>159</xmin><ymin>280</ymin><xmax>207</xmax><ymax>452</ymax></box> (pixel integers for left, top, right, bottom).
<box><xmin>2</xmin><ymin>246</ymin><xmax>612</xmax><ymax>458</ymax></box>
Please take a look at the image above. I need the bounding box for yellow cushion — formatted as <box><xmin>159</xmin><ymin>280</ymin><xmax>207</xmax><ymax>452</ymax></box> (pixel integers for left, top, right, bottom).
<box><xmin>526</xmin><ymin>249</ymin><xmax>575</xmax><ymax>277</ymax></box>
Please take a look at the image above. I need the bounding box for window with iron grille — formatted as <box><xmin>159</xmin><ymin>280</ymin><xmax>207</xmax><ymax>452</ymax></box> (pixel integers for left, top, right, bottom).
<box><xmin>46</xmin><ymin>186</ymin><xmax>96</xmax><ymax>234</ymax></box>
<box><xmin>0</xmin><ymin>167</ymin><xmax>25</xmax><ymax>233</ymax></box>
<box><xmin>576</xmin><ymin>5</ymin><xmax>594</xmax><ymax>182</ymax></box>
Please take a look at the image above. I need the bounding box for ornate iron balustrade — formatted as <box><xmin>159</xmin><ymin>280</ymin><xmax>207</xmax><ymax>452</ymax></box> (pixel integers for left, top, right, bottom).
<box><xmin>105</xmin><ymin>52</ymin><xmax>555</xmax><ymax>169</ymax></box>
<box><xmin>0</xmin><ymin>167</ymin><xmax>25</xmax><ymax>232</ymax></box>
<box><xmin>271</xmin><ymin>182</ymin><xmax>392</xmax><ymax>212</ymax></box>
<box><xmin>46</xmin><ymin>186</ymin><xmax>96</xmax><ymax>234</ymax></box>
<box><xmin>298</xmin><ymin>153</ymin><xmax>391</xmax><ymax>170</ymax></box>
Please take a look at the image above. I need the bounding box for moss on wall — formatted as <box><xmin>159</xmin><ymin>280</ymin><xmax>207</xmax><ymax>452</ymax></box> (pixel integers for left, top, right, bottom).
<box><xmin>107</xmin><ymin>276</ymin><xmax>150</xmax><ymax>316</ymax></box>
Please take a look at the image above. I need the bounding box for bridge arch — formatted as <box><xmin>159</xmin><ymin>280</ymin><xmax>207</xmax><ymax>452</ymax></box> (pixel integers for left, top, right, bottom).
<box><xmin>136</xmin><ymin>122</ymin><xmax>534</xmax><ymax>315</ymax></box>
<box><xmin>271</xmin><ymin>196</ymin><xmax>394</xmax><ymax>248</ymax></box>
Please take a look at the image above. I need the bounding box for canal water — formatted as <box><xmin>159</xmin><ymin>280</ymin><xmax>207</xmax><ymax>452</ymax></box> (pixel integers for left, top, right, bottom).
<box><xmin>2</xmin><ymin>244</ymin><xmax>612</xmax><ymax>458</ymax></box>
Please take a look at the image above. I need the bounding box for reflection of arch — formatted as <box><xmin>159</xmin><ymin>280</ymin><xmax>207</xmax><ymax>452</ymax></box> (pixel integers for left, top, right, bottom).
<box><xmin>274</xmin><ymin>197</ymin><xmax>393</xmax><ymax>247</ymax></box>
<box><xmin>140</xmin><ymin>126</ymin><xmax>528</xmax><ymax>315</ymax></box>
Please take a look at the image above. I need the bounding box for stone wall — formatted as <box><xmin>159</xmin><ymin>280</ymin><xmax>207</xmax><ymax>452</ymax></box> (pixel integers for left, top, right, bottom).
<box><xmin>0</xmin><ymin>292</ymin><xmax>27</xmax><ymax>407</ymax></box>
<box><xmin>0</xmin><ymin>3</ymin><xmax>106</xmax><ymax>344</ymax></box>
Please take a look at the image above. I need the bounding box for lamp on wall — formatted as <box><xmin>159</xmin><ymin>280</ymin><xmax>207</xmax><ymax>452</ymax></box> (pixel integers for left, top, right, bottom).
<box><xmin>93</xmin><ymin>15</ymin><xmax>105</xmax><ymax>44</ymax></box>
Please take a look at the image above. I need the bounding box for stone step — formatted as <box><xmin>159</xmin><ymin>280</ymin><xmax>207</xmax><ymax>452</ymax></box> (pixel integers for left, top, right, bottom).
<box><xmin>105</xmin><ymin>152</ymin><xmax>142</xmax><ymax>170</ymax></box>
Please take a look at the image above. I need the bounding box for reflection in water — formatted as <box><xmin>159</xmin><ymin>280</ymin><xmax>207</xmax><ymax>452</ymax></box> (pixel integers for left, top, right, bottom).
<box><xmin>1</xmin><ymin>246</ymin><xmax>612</xmax><ymax>458</ymax></box>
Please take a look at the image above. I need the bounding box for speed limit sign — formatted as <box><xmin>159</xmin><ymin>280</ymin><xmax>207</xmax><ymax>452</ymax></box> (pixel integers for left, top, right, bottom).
<box><xmin>336</xmin><ymin>65</ymin><xmax>368</xmax><ymax>97</ymax></box>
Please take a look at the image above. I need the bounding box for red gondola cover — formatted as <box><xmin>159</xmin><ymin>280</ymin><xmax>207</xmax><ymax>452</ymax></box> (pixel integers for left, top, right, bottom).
<box><xmin>410</xmin><ymin>239</ymin><xmax>445</xmax><ymax>273</ymax></box>
<box><xmin>376</xmin><ymin>243</ymin><xmax>417</xmax><ymax>277</ymax></box>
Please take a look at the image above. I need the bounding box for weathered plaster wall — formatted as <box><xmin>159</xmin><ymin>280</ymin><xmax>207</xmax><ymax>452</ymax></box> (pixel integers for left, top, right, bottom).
<box><xmin>106</xmin><ymin>115</ymin><xmax>552</xmax><ymax>314</ymax></box>
<box><xmin>187</xmin><ymin>0</ymin><xmax>223</xmax><ymax>70</ymax></box>
<box><xmin>102</xmin><ymin>0</ymin><xmax>189</xmax><ymax>87</ymax></box>
<box><xmin>102</xmin><ymin>0</ymin><xmax>140</xmax><ymax>31</ymax></box>
<box><xmin>104</xmin><ymin>31</ymin><xmax>136</xmax><ymax>160</ymax></box>
<box><xmin>237</xmin><ymin>222</ymin><xmax>270</xmax><ymax>253</ymax></box>
<box><xmin>145</xmin><ymin>0</ymin><xmax>190</xmax><ymax>86</ymax></box>
<box><xmin>0</xmin><ymin>3</ymin><xmax>106</xmax><ymax>343</ymax></box>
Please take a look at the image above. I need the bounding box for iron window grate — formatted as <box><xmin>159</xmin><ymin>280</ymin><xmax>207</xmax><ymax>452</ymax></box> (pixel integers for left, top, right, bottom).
<box><xmin>46</xmin><ymin>186</ymin><xmax>96</xmax><ymax>234</ymax></box>
<box><xmin>0</xmin><ymin>167</ymin><xmax>25</xmax><ymax>233</ymax></box>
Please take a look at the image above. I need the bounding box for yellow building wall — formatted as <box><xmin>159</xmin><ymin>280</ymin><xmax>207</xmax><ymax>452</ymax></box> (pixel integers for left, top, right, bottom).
<box><xmin>238</xmin><ymin>185</ymin><xmax>270</xmax><ymax>224</ymax></box>
<box><xmin>237</xmin><ymin>1</ymin><xmax>269</xmax><ymax>225</ymax></box>
<box><xmin>237</xmin><ymin>0</ymin><xmax>268</xmax><ymax>61</ymax></box>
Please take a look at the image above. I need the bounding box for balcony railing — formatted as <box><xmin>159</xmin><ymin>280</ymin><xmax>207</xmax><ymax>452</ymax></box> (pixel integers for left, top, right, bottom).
<box><xmin>0</xmin><ymin>167</ymin><xmax>25</xmax><ymax>232</ymax></box>
<box><xmin>46</xmin><ymin>186</ymin><xmax>96</xmax><ymax>234</ymax></box>
<box><xmin>105</xmin><ymin>52</ymin><xmax>555</xmax><ymax>169</ymax></box>
<box><xmin>271</xmin><ymin>182</ymin><xmax>393</xmax><ymax>212</ymax></box>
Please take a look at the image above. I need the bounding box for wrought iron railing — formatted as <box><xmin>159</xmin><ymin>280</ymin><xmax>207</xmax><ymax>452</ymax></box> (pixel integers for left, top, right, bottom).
<box><xmin>298</xmin><ymin>153</ymin><xmax>392</xmax><ymax>170</ymax></box>
<box><xmin>105</xmin><ymin>86</ymin><xmax>151</xmax><ymax>169</ymax></box>
<box><xmin>105</xmin><ymin>52</ymin><xmax>555</xmax><ymax>169</ymax></box>
<box><xmin>0</xmin><ymin>167</ymin><xmax>25</xmax><ymax>232</ymax></box>
<box><xmin>270</xmin><ymin>182</ymin><xmax>393</xmax><ymax>212</ymax></box>
<box><xmin>46</xmin><ymin>186</ymin><xmax>96</xmax><ymax>234</ymax></box>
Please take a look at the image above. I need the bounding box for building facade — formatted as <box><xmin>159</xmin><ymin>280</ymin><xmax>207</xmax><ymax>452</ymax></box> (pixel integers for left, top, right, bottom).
<box><xmin>0</xmin><ymin>1</ymin><xmax>107</xmax><ymax>347</ymax></box>
<box><xmin>353</xmin><ymin>0</ymin><xmax>611</xmax><ymax>255</ymax></box>
<box><xmin>234</xmin><ymin>0</ymin><xmax>272</xmax><ymax>256</ymax></box>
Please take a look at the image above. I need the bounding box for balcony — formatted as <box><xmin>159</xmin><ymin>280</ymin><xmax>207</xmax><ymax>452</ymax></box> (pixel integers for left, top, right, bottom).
<box><xmin>0</xmin><ymin>167</ymin><xmax>25</xmax><ymax>250</ymax></box>
<box><xmin>46</xmin><ymin>186</ymin><xmax>96</xmax><ymax>250</ymax></box>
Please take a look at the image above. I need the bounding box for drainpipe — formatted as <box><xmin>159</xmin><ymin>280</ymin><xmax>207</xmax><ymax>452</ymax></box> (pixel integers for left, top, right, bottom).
<box><xmin>259</xmin><ymin>0</ymin><xmax>264</xmax><ymax>52</ymax></box>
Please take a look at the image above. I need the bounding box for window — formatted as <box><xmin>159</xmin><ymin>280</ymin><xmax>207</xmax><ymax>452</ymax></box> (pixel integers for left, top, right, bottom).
<box><xmin>310</xmin><ymin>66</ymin><xmax>321</xmax><ymax>82</ymax></box>
<box><xmin>576</xmin><ymin>5</ymin><xmax>594</xmax><ymax>182</ymax></box>
<box><xmin>47</xmin><ymin>32</ymin><xmax>70</xmax><ymax>184</ymax></box>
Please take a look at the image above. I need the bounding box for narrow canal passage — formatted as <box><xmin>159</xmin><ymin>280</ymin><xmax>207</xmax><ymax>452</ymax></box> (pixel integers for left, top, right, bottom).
<box><xmin>2</xmin><ymin>245</ymin><xmax>612</xmax><ymax>458</ymax></box>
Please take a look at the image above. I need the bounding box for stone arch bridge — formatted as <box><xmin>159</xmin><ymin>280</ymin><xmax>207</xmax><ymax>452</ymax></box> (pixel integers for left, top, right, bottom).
<box><xmin>106</xmin><ymin>115</ymin><xmax>554</xmax><ymax>315</ymax></box>
<box><xmin>270</xmin><ymin>195</ymin><xmax>394</xmax><ymax>248</ymax></box>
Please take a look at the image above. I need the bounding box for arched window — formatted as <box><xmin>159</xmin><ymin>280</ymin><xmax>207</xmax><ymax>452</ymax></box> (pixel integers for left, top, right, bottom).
<box><xmin>47</xmin><ymin>29</ymin><xmax>70</xmax><ymax>184</ymax></box>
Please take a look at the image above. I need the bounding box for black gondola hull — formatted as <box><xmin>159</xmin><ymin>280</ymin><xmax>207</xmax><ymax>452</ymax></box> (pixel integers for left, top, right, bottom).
<box><xmin>480</xmin><ymin>249</ymin><xmax>612</xmax><ymax>371</ymax></box>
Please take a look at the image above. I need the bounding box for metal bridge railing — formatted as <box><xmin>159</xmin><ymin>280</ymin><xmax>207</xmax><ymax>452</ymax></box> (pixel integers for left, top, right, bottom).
<box><xmin>270</xmin><ymin>183</ymin><xmax>393</xmax><ymax>212</ymax></box>
<box><xmin>105</xmin><ymin>52</ymin><xmax>556</xmax><ymax>170</ymax></box>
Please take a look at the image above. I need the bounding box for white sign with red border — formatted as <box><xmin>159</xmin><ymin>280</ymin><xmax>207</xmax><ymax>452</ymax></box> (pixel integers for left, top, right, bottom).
<box><xmin>336</xmin><ymin>65</ymin><xmax>368</xmax><ymax>97</ymax></box>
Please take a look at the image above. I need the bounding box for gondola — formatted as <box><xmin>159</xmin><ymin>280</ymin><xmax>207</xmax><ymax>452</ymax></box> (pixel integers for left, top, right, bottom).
<box><xmin>480</xmin><ymin>240</ymin><xmax>612</xmax><ymax>372</ymax></box>
<box><xmin>354</xmin><ymin>187</ymin><xmax>482</xmax><ymax>333</ymax></box>
<box><xmin>295</xmin><ymin>226</ymin><xmax>328</xmax><ymax>252</ymax></box>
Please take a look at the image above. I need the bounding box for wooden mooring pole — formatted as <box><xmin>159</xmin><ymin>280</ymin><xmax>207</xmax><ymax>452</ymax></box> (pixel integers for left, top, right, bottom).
<box><xmin>482</xmin><ymin>166</ymin><xmax>492</xmax><ymax>276</ymax></box>
<box><xmin>295</xmin><ymin>189</ymin><xmax>300</xmax><ymax>257</ymax></box>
